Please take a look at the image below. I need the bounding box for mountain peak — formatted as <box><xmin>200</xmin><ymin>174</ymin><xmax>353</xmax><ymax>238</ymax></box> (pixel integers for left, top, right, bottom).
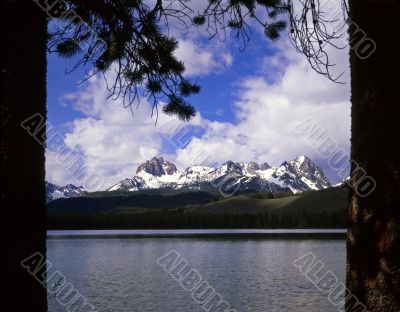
<box><xmin>107</xmin><ymin>155</ymin><xmax>331</xmax><ymax>194</ymax></box>
<box><xmin>151</xmin><ymin>156</ymin><xmax>163</xmax><ymax>162</ymax></box>
<box><xmin>289</xmin><ymin>155</ymin><xmax>330</xmax><ymax>190</ymax></box>
<box><xmin>218</xmin><ymin>161</ymin><xmax>243</xmax><ymax>174</ymax></box>
<box><xmin>291</xmin><ymin>155</ymin><xmax>315</xmax><ymax>171</ymax></box>
<box><xmin>45</xmin><ymin>181</ymin><xmax>86</xmax><ymax>203</ymax></box>
<box><xmin>294</xmin><ymin>155</ymin><xmax>309</xmax><ymax>163</ymax></box>
<box><xmin>136</xmin><ymin>156</ymin><xmax>178</xmax><ymax>176</ymax></box>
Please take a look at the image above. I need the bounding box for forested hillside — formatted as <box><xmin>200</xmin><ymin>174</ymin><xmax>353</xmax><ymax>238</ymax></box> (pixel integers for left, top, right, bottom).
<box><xmin>47</xmin><ymin>187</ymin><xmax>348</xmax><ymax>229</ymax></box>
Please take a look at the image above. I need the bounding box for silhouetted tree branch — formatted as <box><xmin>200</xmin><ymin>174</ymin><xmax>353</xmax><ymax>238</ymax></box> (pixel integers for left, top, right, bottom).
<box><xmin>194</xmin><ymin>0</ymin><xmax>347</xmax><ymax>81</ymax></box>
<box><xmin>286</xmin><ymin>0</ymin><xmax>348</xmax><ymax>81</ymax></box>
<box><xmin>49</xmin><ymin>0</ymin><xmax>199</xmax><ymax>121</ymax></box>
<box><xmin>48</xmin><ymin>0</ymin><xmax>348</xmax><ymax>123</ymax></box>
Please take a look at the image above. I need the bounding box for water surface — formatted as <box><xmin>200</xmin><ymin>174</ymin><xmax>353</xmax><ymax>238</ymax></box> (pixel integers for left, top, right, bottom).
<box><xmin>47</xmin><ymin>231</ymin><xmax>345</xmax><ymax>312</ymax></box>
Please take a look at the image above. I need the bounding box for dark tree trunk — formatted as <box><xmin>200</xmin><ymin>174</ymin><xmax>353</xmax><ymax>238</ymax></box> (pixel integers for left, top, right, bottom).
<box><xmin>347</xmin><ymin>0</ymin><xmax>400</xmax><ymax>311</ymax></box>
<box><xmin>1</xmin><ymin>1</ymin><xmax>48</xmax><ymax>311</ymax></box>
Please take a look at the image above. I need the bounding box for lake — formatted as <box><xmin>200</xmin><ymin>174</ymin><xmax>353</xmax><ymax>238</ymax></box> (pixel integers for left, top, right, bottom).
<box><xmin>47</xmin><ymin>230</ymin><xmax>346</xmax><ymax>312</ymax></box>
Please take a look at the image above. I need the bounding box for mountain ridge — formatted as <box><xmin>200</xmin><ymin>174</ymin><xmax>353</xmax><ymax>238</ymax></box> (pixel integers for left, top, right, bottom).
<box><xmin>108</xmin><ymin>155</ymin><xmax>331</xmax><ymax>195</ymax></box>
<box><xmin>45</xmin><ymin>181</ymin><xmax>87</xmax><ymax>203</ymax></box>
<box><xmin>46</xmin><ymin>155</ymin><xmax>332</xmax><ymax>202</ymax></box>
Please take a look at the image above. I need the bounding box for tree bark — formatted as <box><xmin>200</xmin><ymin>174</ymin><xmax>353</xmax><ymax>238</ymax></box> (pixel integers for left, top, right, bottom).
<box><xmin>1</xmin><ymin>1</ymin><xmax>48</xmax><ymax>311</ymax></box>
<box><xmin>347</xmin><ymin>0</ymin><xmax>400</xmax><ymax>311</ymax></box>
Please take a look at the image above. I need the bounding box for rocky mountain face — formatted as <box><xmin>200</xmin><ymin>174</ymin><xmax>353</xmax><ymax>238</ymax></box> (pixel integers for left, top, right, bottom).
<box><xmin>136</xmin><ymin>157</ymin><xmax>178</xmax><ymax>176</ymax></box>
<box><xmin>108</xmin><ymin>156</ymin><xmax>331</xmax><ymax>194</ymax></box>
<box><xmin>45</xmin><ymin>181</ymin><xmax>87</xmax><ymax>203</ymax></box>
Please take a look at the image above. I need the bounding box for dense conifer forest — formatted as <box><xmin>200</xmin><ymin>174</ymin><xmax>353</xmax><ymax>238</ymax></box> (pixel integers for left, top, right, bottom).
<box><xmin>47</xmin><ymin>187</ymin><xmax>347</xmax><ymax>229</ymax></box>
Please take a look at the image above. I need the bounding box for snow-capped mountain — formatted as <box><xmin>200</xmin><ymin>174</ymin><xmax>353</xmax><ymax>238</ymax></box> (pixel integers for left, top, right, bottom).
<box><xmin>108</xmin><ymin>156</ymin><xmax>331</xmax><ymax>194</ymax></box>
<box><xmin>136</xmin><ymin>157</ymin><xmax>178</xmax><ymax>176</ymax></box>
<box><xmin>45</xmin><ymin>181</ymin><xmax>87</xmax><ymax>203</ymax></box>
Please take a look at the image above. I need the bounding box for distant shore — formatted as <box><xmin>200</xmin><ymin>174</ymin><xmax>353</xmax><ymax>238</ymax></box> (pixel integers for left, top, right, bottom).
<box><xmin>47</xmin><ymin>228</ymin><xmax>346</xmax><ymax>240</ymax></box>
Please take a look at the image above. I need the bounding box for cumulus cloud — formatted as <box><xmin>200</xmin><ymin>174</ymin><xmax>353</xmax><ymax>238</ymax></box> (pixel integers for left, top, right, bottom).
<box><xmin>46</xmin><ymin>75</ymin><xmax>202</xmax><ymax>190</ymax></box>
<box><xmin>47</xmin><ymin>30</ymin><xmax>351</xmax><ymax>188</ymax></box>
<box><xmin>174</xmin><ymin>39</ymin><xmax>232</xmax><ymax>76</ymax></box>
<box><xmin>174</xmin><ymin>42</ymin><xmax>351</xmax><ymax>183</ymax></box>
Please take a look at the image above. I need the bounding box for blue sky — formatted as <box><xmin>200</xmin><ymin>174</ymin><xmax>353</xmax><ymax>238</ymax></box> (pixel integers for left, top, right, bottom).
<box><xmin>46</xmin><ymin>7</ymin><xmax>351</xmax><ymax>191</ymax></box>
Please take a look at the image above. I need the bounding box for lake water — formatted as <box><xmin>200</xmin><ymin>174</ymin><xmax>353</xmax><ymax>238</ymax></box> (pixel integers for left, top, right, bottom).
<box><xmin>47</xmin><ymin>230</ymin><xmax>345</xmax><ymax>312</ymax></box>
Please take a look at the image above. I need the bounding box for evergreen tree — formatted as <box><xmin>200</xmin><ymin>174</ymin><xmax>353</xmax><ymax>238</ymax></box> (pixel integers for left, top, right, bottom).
<box><xmin>1</xmin><ymin>1</ymin><xmax>48</xmax><ymax>311</ymax></box>
<box><xmin>346</xmin><ymin>1</ymin><xmax>400</xmax><ymax>311</ymax></box>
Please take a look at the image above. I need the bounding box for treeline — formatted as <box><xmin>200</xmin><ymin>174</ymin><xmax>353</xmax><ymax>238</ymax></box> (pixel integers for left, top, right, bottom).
<box><xmin>242</xmin><ymin>191</ymin><xmax>294</xmax><ymax>199</ymax></box>
<box><xmin>47</xmin><ymin>209</ymin><xmax>345</xmax><ymax>229</ymax></box>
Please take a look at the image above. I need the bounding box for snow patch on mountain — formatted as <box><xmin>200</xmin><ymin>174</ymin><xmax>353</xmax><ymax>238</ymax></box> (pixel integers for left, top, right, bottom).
<box><xmin>333</xmin><ymin>176</ymin><xmax>350</xmax><ymax>187</ymax></box>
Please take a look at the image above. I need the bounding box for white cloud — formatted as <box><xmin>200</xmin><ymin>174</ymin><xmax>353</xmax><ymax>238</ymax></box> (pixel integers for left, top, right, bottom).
<box><xmin>174</xmin><ymin>43</ymin><xmax>351</xmax><ymax>183</ymax></box>
<box><xmin>47</xmin><ymin>29</ymin><xmax>351</xmax><ymax>188</ymax></box>
<box><xmin>47</xmin><ymin>76</ymin><xmax>178</xmax><ymax>189</ymax></box>
<box><xmin>46</xmin><ymin>75</ymin><xmax>204</xmax><ymax>190</ymax></box>
<box><xmin>174</xmin><ymin>39</ymin><xmax>232</xmax><ymax>76</ymax></box>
